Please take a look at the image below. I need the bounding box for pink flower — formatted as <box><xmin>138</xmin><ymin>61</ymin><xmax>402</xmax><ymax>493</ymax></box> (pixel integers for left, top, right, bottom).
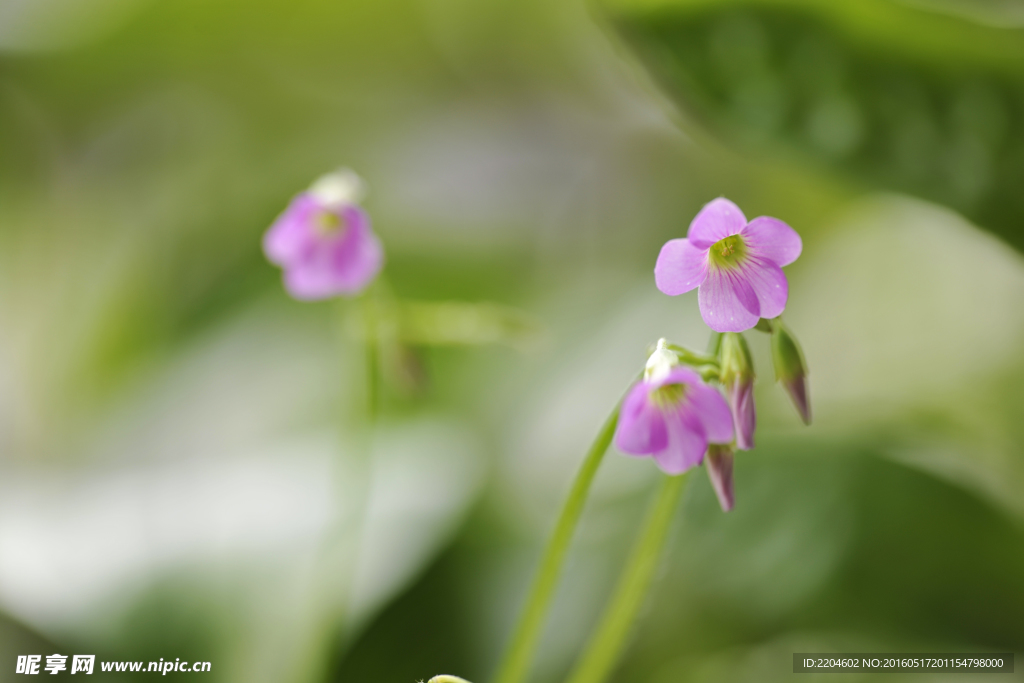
<box><xmin>614</xmin><ymin>366</ymin><xmax>734</xmax><ymax>475</ymax></box>
<box><xmin>655</xmin><ymin>198</ymin><xmax>802</xmax><ymax>333</ymax></box>
<box><xmin>263</xmin><ymin>170</ymin><xmax>384</xmax><ymax>300</ymax></box>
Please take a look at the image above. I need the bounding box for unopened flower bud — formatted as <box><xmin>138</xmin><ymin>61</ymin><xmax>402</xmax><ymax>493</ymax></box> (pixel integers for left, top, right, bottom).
<box><xmin>308</xmin><ymin>168</ymin><xmax>366</xmax><ymax>208</ymax></box>
<box><xmin>644</xmin><ymin>338</ymin><xmax>679</xmax><ymax>383</ymax></box>
<box><xmin>770</xmin><ymin>320</ymin><xmax>810</xmax><ymax>424</ymax></box>
<box><xmin>705</xmin><ymin>444</ymin><xmax>735</xmax><ymax>512</ymax></box>
<box><xmin>719</xmin><ymin>332</ymin><xmax>755</xmax><ymax>450</ymax></box>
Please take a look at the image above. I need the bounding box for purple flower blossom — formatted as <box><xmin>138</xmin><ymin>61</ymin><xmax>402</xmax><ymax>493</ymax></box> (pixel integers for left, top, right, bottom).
<box><xmin>615</xmin><ymin>366</ymin><xmax>734</xmax><ymax>475</ymax></box>
<box><xmin>264</xmin><ymin>170</ymin><xmax>384</xmax><ymax>300</ymax></box>
<box><xmin>654</xmin><ymin>198</ymin><xmax>802</xmax><ymax>333</ymax></box>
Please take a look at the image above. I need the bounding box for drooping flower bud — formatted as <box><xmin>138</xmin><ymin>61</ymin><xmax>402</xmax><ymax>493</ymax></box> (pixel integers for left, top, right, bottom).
<box><xmin>770</xmin><ymin>320</ymin><xmax>810</xmax><ymax>424</ymax></box>
<box><xmin>719</xmin><ymin>332</ymin><xmax>756</xmax><ymax>450</ymax></box>
<box><xmin>308</xmin><ymin>167</ymin><xmax>366</xmax><ymax>208</ymax></box>
<box><xmin>705</xmin><ymin>443</ymin><xmax>734</xmax><ymax>512</ymax></box>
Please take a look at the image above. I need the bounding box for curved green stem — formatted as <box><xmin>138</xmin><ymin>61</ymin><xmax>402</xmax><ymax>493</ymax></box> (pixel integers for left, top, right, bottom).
<box><xmin>665</xmin><ymin>343</ymin><xmax>719</xmax><ymax>368</ymax></box>
<box><xmin>564</xmin><ymin>472</ymin><xmax>689</xmax><ymax>683</ymax></box>
<box><xmin>491</xmin><ymin>403</ymin><xmax>622</xmax><ymax>683</ymax></box>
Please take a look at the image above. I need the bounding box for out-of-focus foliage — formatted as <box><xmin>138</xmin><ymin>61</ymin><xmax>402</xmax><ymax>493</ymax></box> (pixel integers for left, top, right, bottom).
<box><xmin>600</xmin><ymin>0</ymin><xmax>1024</xmax><ymax>252</ymax></box>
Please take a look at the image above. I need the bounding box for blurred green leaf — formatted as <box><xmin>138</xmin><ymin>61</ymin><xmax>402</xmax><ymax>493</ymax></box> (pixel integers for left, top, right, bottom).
<box><xmin>599</xmin><ymin>0</ymin><xmax>1024</xmax><ymax>251</ymax></box>
<box><xmin>398</xmin><ymin>301</ymin><xmax>542</xmax><ymax>350</ymax></box>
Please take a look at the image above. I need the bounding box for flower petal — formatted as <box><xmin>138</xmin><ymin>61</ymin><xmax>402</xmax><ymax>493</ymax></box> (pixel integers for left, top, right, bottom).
<box><xmin>740</xmin><ymin>256</ymin><xmax>788</xmax><ymax>320</ymax></box>
<box><xmin>652</xmin><ymin>366</ymin><xmax>703</xmax><ymax>389</ymax></box>
<box><xmin>655</xmin><ymin>238</ymin><xmax>708</xmax><ymax>295</ymax></box>
<box><xmin>263</xmin><ymin>194</ymin><xmax>319</xmax><ymax>266</ymax></box>
<box><xmin>697</xmin><ymin>267</ymin><xmax>760</xmax><ymax>332</ymax></box>
<box><xmin>615</xmin><ymin>382</ymin><xmax>668</xmax><ymax>455</ymax></box>
<box><xmin>282</xmin><ymin>260</ymin><xmax>340</xmax><ymax>300</ymax></box>
<box><xmin>687</xmin><ymin>198</ymin><xmax>747</xmax><ymax>249</ymax></box>
<box><xmin>686</xmin><ymin>383</ymin><xmax>735</xmax><ymax>445</ymax></box>
<box><xmin>652</xmin><ymin>406</ymin><xmax>707</xmax><ymax>474</ymax></box>
<box><xmin>328</xmin><ymin>206</ymin><xmax>384</xmax><ymax>291</ymax></box>
<box><xmin>725</xmin><ymin>380</ymin><xmax>755</xmax><ymax>450</ymax></box>
<box><xmin>742</xmin><ymin>216</ymin><xmax>802</xmax><ymax>267</ymax></box>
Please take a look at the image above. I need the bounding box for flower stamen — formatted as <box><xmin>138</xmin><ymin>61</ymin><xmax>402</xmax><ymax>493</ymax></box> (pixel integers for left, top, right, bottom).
<box><xmin>708</xmin><ymin>235</ymin><xmax>746</xmax><ymax>269</ymax></box>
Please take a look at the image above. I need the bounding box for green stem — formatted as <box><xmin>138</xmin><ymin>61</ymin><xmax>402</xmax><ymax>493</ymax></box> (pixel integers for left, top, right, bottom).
<box><xmin>362</xmin><ymin>290</ymin><xmax>379</xmax><ymax>423</ymax></box>
<box><xmin>564</xmin><ymin>472</ymin><xmax>689</xmax><ymax>683</ymax></box>
<box><xmin>491</xmin><ymin>403</ymin><xmax>622</xmax><ymax>683</ymax></box>
<box><xmin>665</xmin><ymin>343</ymin><xmax>718</xmax><ymax>368</ymax></box>
<box><xmin>706</xmin><ymin>331</ymin><xmax>723</xmax><ymax>355</ymax></box>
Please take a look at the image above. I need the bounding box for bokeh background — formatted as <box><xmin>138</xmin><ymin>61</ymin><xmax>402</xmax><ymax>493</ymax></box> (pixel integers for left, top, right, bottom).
<box><xmin>1</xmin><ymin>0</ymin><xmax>1023</xmax><ymax>681</ymax></box>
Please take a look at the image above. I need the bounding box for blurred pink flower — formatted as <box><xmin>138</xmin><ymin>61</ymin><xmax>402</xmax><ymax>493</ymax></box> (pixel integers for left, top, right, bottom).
<box><xmin>264</xmin><ymin>170</ymin><xmax>383</xmax><ymax>300</ymax></box>
<box><xmin>655</xmin><ymin>198</ymin><xmax>802</xmax><ymax>333</ymax></box>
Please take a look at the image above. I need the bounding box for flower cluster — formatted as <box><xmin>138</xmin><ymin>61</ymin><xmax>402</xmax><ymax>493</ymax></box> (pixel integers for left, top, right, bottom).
<box><xmin>614</xmin><ymin>198</ymin><xmax>810</xmax><ymax>511</ymax></box>
<box><xmin>261</xmin><ymin>182</ymin><xmax>809</xmax><ymax>515</ymax></box>
<box><xmin>260</xmin><ymin>179</ymin><xmax>815</xmax><ymax>683</ymax></box>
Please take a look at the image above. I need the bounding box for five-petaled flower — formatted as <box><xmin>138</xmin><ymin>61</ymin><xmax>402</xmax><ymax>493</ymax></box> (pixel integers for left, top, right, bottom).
<box><xmin>615</xmin><ymin>362</ymin><xmax>734</xmax><ymax>475</ymax></box>
<box><xmin>654</xmin><ymin>198</ymin><xmax>802</xmax><ymax>333</ymax></box>
<box><xmin>264</xmin><ymin>169</ymin><xmax>384</xmax><ymax>300</ymax></box>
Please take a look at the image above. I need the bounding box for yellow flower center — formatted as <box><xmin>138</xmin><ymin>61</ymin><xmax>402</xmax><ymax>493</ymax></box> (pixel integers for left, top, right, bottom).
<box><xmin>651</xmin><ymin>382</ymin><xmax>687</xmax><ymax>407</ymax></box>
<box><xmin>708</xmin><ymin>234</ymin><xmax>746</xmax><ymax>269</ymax></box>
<box><xmin>313</xmin><ymin>210</ymin><xmax>346</xmax><ymax>237</ymax></box>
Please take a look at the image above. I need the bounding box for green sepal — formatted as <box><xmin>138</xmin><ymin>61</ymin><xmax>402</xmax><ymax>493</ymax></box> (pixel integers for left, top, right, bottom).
<box><xmin>719</xmin><ymin>332</ymin><xmax>755</xmax><ymax>385</ymax></box>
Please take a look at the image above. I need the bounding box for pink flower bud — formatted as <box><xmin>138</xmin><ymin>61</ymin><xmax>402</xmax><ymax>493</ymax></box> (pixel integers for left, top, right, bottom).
<box><xmin>705</xmin><ymin>444</ymin><xmax>735</xmax><ymax>512</ymax></box>
<box><xmin>770</xmin><ymin>320</ymin><xmax>810</xmax><ymax>424</ymax></box>
<box><xmin>719</xmin><ymin>332</ymin><xmax>756</xmax><ymax>450</ymax></box>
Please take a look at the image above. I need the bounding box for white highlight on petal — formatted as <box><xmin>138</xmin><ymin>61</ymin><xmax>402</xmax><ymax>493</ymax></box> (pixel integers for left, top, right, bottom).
<box><xmin>309</xmin><ymin>168</ymin><xmax>366</xmax><ymax>208</ymax></box>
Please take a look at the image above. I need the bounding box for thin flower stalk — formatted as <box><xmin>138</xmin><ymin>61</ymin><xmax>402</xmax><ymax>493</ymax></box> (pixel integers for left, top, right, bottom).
<box><xmin>491</xmin><ymin>401</ymin><xmax>624</xmax><ymax>683</ymax></box>
<box><xmin>563</xmin><ymin>472</ymin><xmax>689</xmax><ymax>683</ymax></box>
